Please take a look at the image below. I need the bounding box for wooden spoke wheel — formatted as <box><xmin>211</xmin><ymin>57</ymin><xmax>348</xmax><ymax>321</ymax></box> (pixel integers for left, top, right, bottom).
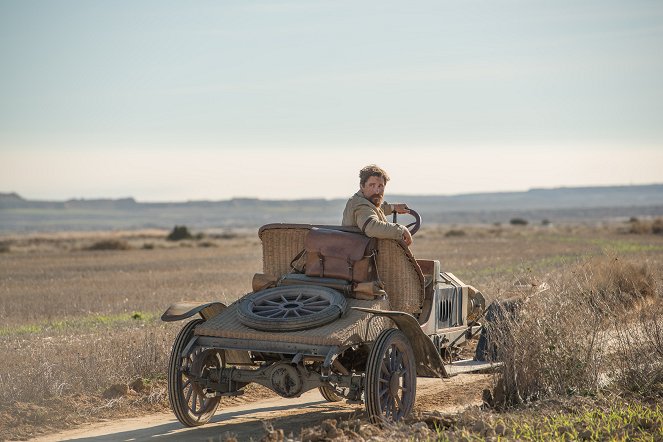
<box><xmin>238</xmin><ymin>285</ymin><xmax>346</xmax><ymax>331</ymax></box>
<box><xmin>168</xmin><ymin>319</ymin><xmax>222</xmax><ymax>427</ymax></box>
<box><xmin>365</xmin><ymin>329</ymin><xmax>417</xmax><ymax>423</ymax></box>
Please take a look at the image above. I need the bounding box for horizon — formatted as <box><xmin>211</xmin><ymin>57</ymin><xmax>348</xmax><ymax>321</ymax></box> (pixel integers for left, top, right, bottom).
<box><xmin>3</xmin><ymin>181</ymin><xmax>662</xmax><ymax>204</ymax></box>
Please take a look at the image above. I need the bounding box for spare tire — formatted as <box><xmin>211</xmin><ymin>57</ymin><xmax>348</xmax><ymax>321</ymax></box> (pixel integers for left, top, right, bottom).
<box><xmin>237</xmin><ymin>285</ymin><xmax>347</xmax><ymax>331</ymax></box>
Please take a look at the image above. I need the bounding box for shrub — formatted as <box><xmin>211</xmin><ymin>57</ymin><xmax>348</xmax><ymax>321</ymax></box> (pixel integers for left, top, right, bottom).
<box><xmin>0</xmin><ymin>241</ymin><xmax>10</xmax><ymax>253</ymax></box>
<box><xmin>487</xmin><ymin>254</ymin><xmax>658</xmax><ymax>406</ymax></box>
<box><xmin>167</xmin><ymin>225</ymin><xmax>193</xmax><ymax>241</ymax></box>
<box><xmin>86</xmin><ymin>239</ymin><xmax>131</xmax><ymax>251</ymax></box>
<box><xmin>653</xmin><ymin>218</ymin><xmax>663</xmax><ymax>235</ymax></box>
<box><xmin>629</xmin><ymin>217</ymin><xmax>663</xmax><ymax>234</ymax></box>
<box><xmin>444</xmin><ymin>229</ymin><xmax>466</xmax><ymax>237</ymax></box>
<box><xmin>579</xmin><ymin>255</ymin><xmax>657</xmax><ymax>314</ymax></box>
<box><xmin>629</xmin><ymin>219</ymin><xmax>651</xmax><ymax>234</ymax></box>
<box><xmin>509</xmin><ymin>218</ymin><xmax>528</xmax><ymax>226</ymax></box>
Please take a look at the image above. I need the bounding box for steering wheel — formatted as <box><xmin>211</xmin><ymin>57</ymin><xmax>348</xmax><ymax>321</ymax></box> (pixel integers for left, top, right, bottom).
<box><xmin>392</xmin><ymin>208</ymin><xmax>421</xmax><ymax>236</ymax></box>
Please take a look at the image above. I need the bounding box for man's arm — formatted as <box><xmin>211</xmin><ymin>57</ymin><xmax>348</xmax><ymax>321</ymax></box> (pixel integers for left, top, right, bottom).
<box><xmin>381</xmin><ymin>202</ymin><xmax>410</xmax><ymax>216</ymax></box>
<box><xmin>355</xmin><ymin>204</ymin><xmax>409</xmax><ymax>242</ymax></box>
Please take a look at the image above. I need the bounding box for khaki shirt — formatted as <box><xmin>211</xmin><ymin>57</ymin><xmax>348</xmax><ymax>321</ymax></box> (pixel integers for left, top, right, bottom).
<box><xmin>342</xmin><ymin>192</ymin><xmax>406</xmax><ymax>240</ymax></box>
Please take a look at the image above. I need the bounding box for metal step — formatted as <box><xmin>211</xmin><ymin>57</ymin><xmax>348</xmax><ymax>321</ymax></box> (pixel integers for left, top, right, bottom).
<box><xmin>444</xmin><ymin>359</ymin><xmax>501</xmax><ymax>376</ymax></box>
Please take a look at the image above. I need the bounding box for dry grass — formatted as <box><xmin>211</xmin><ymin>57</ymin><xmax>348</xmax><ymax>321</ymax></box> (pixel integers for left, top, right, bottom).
<box><xmin>1</xmin><ymin>223</ymin><xmax>663</xmax><ymax>440</ymax></box>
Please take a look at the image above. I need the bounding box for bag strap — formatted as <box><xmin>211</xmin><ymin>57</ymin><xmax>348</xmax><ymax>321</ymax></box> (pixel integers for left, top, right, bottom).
<box><xmin>290</xmin><ymin>249</ymin><xmax>306</xmax><ymax>273</ymax></box>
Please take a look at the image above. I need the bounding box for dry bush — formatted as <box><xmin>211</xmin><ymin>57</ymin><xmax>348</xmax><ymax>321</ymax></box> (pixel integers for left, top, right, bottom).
<box><xmin>85</xmin><ymin>239</ymin><xmax>131</xmax><ymax>251</ymax></box>
<box><xmin>488</xmin><ymin>254</ymin><xmax>659</xmax><ymax>406</ymax></box>
<box><xmin>578</xmin><ymin>255</ymin><xmax>657</xmax><ymax>314</ymax></box>
<box><xmin>653</xmin><ymin>218</ymin><xmax>663</xmax><ymax>234</ymax></box>
<box><xmin>611</xmin><ymin>300</ymin><xmax>663</xmax><ymax>396</ymax></box>
<box><xmin>628</xmin><ymin>217</ymin><xmax>663</xmax><ymax>235</ymax></box>
<box><xmin>0</xmin><ymin>322</ymin><xmax>174</xmax><ymax>407</ymax></box>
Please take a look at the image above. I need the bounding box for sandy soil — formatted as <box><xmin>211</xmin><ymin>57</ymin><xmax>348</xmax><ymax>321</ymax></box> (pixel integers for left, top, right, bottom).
<box><xmin>30</xmin><ymin>374</ymin><xmax>491</xmax><ymax>442</ymax></box>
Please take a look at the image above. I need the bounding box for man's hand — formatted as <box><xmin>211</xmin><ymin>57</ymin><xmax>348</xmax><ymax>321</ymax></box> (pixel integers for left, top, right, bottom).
<box><xmin>402</xmin><ymin>228</ymin><xmax>413</xmax><ymax>246</ymax></box>
<box><xmin>392</xmin><ymin>203</ymin><xmax>409</xmax><ymax>214</ymax></box>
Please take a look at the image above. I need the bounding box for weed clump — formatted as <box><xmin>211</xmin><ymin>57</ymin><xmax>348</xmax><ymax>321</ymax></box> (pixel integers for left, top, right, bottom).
<box><xmin>86</xmin><ymin>239</ymin><xmax>131</xmax><ymax>251</ymax></box>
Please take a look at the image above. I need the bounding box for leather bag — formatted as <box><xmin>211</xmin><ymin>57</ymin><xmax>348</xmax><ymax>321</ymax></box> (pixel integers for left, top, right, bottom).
<box><xmin>304</xmin><ymin>228</ymin><xmax>377</xmax><ymax>282</ymax></box>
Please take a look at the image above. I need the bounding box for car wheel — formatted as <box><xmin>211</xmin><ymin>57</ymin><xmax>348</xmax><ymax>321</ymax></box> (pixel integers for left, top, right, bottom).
<box><xmin>168</xmin><ymin>319</ymin><xmax>222</xmax><ymax>427</ymax></box>
<box><xmin>237</xmin><ymin>285</ymin><xmax>347</xmax><ymax>331</ymax></box>
<box><xmin>365</xmin><ymin>329</ymin><xmax>417</xmax><ymax>423</ymax></box>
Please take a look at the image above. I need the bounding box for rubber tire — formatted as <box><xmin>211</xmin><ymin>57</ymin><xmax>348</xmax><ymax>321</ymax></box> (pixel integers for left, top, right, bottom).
<box><xmin>237</xmin><ymin>285</ymin><xmax>347</xmax><ymax>332</ymax></box>
<box><xmin>168</xmin><ymin>319</ymin><xmax>221</xmax><ymax>427</ymax></box>
<box><xmin>365</xmin><ymin>329</ymin><xmax>417</xmax><ymax>423</ymax></box>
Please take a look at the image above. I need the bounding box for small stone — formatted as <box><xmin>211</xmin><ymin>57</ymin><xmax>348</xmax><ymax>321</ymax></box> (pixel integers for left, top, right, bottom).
<box><xmin>472</xmin><ymin>419</ymin><xmax>490</xmax><ymax>434</ymax></box>
<box><xmin>102</xmin><ymin>383</ymin><xmax>129</xmax><ymax>398</ymax></box>
<box><xmin>129</xmin><ymin>378</ymin><xmax>147</xmax><ymax>393</ymax></box>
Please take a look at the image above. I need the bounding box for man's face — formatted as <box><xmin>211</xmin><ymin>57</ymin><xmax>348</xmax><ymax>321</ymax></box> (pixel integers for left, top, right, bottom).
<box><xmin>360</xmin><ymin>176</ymin><xmax>386</xmax><ymax>207</ymax></box>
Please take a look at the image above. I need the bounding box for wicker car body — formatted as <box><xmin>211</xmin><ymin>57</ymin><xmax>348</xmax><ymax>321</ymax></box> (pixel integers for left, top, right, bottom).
<box><xmin>162</xmin><ymin>222</ymin><xmax>495</xmax><ymax>427</ymax></box>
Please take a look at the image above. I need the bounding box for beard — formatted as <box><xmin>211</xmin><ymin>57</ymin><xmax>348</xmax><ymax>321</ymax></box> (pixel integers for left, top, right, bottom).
<box><xmin>368</xmin><ymin>193</ymin><xmax>384</xmax><ymax>207</ymax></box>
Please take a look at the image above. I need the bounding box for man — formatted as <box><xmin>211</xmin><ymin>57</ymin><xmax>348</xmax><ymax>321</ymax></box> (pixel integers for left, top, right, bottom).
<box><xmin>342</xmin><ymin>164</ymin><xmax>413</xmax><ymax>246</ymax></box>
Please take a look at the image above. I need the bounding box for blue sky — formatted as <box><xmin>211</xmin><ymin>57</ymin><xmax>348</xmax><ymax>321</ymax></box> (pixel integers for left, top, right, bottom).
<box><xmin>1</xmin><ymin>0</ymin><xmax>662</xmax><ymax>201</ymax></box>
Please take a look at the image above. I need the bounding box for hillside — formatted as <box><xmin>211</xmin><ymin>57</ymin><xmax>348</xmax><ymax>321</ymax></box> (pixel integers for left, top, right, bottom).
<box><xmin>1</xmin><ymin>184</ymin><xmax>662</xmax><ymax>233</ymax></box>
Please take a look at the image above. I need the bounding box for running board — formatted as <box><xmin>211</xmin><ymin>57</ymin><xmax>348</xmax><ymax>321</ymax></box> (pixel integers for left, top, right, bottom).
<box><xmin>444</xmin><ymin>359</ymin><xmax>501</xmax><ymax>376</ymax></box>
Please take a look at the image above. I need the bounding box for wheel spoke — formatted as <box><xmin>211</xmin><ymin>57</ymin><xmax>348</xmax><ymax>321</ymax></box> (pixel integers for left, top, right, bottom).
<box><xmin>379</xmin><ymin>386</ymin><xmax>389</xmax><ymax>398</ymax></box>
<box><xmin>198</xmin><ymin>394</ymin><xmax>205</xmax><ymax>413</ymax></box>
<box><xmin>189</xmin><ymin>390</ymin><xmax>198</xmax><ymax>412</ymax></box>
<box><xmin>185</xmin><ymin>383</ymin><xmax>194</xmax><ymax>403</ymax></box>
<box><xmin>381</xmin><ymin>359</ymin><xmax>390</xmax><ymax>377</ymax></box>
<box><xmin>394</xmin><ymin>393</ymin><xmax>403</xmax><ymax>411</ymax></box>
<box><xmin>301</xmin><ymin>300</ymin><xmax>329</xmax><ymax>306</ymax></box>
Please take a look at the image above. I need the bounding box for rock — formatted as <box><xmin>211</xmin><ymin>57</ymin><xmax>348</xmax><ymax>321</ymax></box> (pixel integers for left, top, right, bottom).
<box><xmin>494</xmin><ymin>422</ymin><xmax>506</xmax><ymax>436</ymax></box>
<box><xmin>472</xmin><ymin>419</ymin><xmax>490</xmax><ymax>434</ymax></box>
<box><xmin>129</xmin><ymin>378</ymin><xmax>147</xmax><ymax>393</ymax></box>
<box><xmin>102</xmin><ymin>384</ymin><xmax>129</xmax><ymax>398</ymax></box>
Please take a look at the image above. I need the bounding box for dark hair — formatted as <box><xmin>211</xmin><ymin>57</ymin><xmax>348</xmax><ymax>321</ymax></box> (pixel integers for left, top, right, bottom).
<box><xmin>359</xmin><ymin>165</ymin><xmax>390</xmax><ymax>187</ymax></box>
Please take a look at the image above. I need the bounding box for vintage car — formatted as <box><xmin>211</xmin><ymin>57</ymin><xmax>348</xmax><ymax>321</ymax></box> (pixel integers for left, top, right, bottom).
<box><xmin>161</xmin><ymin>211</ymin><xmax>495</xmax><ymax>427</ymax></box>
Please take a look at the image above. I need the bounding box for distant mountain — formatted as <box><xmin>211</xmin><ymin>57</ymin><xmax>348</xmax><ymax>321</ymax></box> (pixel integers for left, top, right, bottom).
<box><xmin>1</xmin><ymin>184</ymin><xmax>662</xmax><ymax>233</ymax></box>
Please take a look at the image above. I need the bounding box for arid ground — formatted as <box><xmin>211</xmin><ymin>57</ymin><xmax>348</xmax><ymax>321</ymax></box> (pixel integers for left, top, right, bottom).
<box><xmin>1</xmin><ymin>220</ymin><xmax>662</xmax><ymax>440</ymax></box>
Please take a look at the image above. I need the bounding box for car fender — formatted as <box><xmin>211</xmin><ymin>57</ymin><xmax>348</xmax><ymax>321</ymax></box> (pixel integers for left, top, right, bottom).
<box><xmin>161</xmin><ymin>301</ymin><xmax>226</xmax><ymax>322</ymax></box>
<box><xmin>353</xmin><ymin>307</ymin><xmax>449</xmax><ymax>378</ymax></box>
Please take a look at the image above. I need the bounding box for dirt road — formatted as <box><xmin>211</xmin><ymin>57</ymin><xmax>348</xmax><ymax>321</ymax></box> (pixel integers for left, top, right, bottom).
<box><xmin>31</xmin><ymin>374</ymin><xmax>491</xmax><ymax>442</ymax></box>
